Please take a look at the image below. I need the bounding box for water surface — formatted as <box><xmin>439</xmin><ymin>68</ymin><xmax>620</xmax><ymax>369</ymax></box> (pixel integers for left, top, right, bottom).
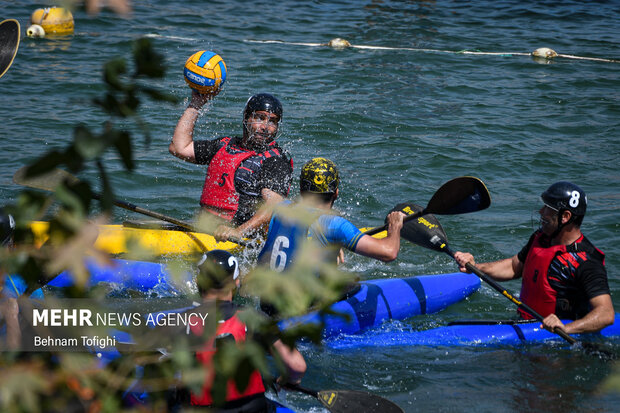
<box><xmin>1</xmin><ymin>1</ymin><xmax>619</xmax><ymax>411</ymax></box>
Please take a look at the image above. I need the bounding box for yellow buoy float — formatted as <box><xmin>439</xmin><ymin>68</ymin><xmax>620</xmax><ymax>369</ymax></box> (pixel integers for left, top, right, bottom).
<box><xmin>27</xmin><ymin>7</ymin><xmax>74</xmax><ymax>37</ymax></box>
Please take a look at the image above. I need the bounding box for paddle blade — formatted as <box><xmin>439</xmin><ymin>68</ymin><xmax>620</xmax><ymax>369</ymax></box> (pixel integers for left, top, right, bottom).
<box><xmin>317</xmin><ymin>390</ymin><xmax>404</xmax><ymax>413</ymax></box>
<box><xmin>0</xmin><ymin>19</ymin><xmax>20</xmax><ymax>79</ymax></box>
<box><xmin>425</xmin><ymin>176</ymin><xmax>491</xmax><ymax>215</ymax></box>
<box><xmin>13</xmin><ymin>166</ymin><xmax>80</xmax><ymax>192</ymax></box>
<box><xmin>391</xmin><ymin>203</ymin><xmax>448</xmax><ymax>252</ymax></box>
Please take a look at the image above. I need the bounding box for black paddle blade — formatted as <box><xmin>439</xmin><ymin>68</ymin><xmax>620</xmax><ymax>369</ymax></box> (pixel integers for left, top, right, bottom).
<box><xmin>0</xmin><ymin>19</ymin><xmax>20</xmax><ymax>79</ymax></box>
<box><xmin>425</xmin><ymin>176</ymin><xmax>491</xmax><ymax>215</ymax></box>
<box><xmin>317</xmin><ymin>390</ymin><xmax>404</xmax><ymax>413</ymax></box>
<box><xmin>391</xmin><ymin>203</ymin><xmax>448</xmax><ymax>252</ymax></box>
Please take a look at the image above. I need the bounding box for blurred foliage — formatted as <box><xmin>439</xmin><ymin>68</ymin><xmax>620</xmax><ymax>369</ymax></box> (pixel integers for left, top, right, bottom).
<box><xmin>601</xmin><ymin>364</ymin><xmax>620</xmax><ymax>394</ymax></box>
<box><xmin>1</xmin><ymin>25</ymin><xmax>353</xmax><ymax>413</ymax></box>
<box><xmin>5</xmin><ymin>36</ymin><xmax>174</xmax><ymax>295</ymax></box>
<box><xmin>61</xmin><ymin>0</ymin><xmax>132</xmax><ymax>16</ymax></box>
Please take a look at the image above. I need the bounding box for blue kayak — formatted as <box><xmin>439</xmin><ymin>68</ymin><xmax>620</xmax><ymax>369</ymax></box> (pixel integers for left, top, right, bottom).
<box><xmin>327</xmin><ymin>316</ymin><xmax>620</xmax><ymax>349</ymax></box>
<box><xmin>14</xmin><ymin>258</ymin><xmax>480</xmax><ymax>339</ymax></box>
<box><xmin>45</xmin><ymin>258</ymin><xmax>191</xmax><ymax>292</ymax></box>
<box><xmin>280</xmin><ymin>272</ymin><xmax>481</xmax><ymax>338</ymax></box>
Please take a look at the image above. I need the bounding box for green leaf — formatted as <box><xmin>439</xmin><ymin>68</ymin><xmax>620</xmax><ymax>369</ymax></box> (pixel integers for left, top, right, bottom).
<box><xmin>63</xmin><ymin>146</ymin><xmax>85</xmax><ymax>173</ymax></box>
<box><xmin>244</xmin><ymin>341</ymin><xmax>270</xmax><ymax>375</ymax></box>
<box><xmin>74</xmin><ymin>125</ymin><xmax>105</xmax><ymax>160</ymax></box>
<box><xmin>13</xmin><ymin>191</ymin><xmax>51</xmax><ymax>223</ymax></box>
<box><xmin>94</xmin><ymin>93</ymin><xmax>122</xmax><ymax>116</ymax></box>
<box><xmin>123</xmin><ymin>92</ymin><xmax>140</xmax><ymax>113</ymax></box>
<box><xmin>26</xmin><ymin>150</ymin><xmax>69</xmax><ymax>177</ymax></box>
<box><xmin>111</xmin><ymin>130</ymin><xmax>134</xmax><ymax>170</ymax></box>
<box><xmin>12</xmin><ymin>255</ymin><xmax>46</xmax><ymax>294</ymax></box>
<box><xmin>65</xmin><ymin>180</ymin><xmax>93</xmax><ymax>211</ymax></box>
<box><xmin>133</xmin><ymin>37</ymin><xmax>165</xmax><ymax>78</ymax></box>
<box><xmin>116</xmin><ymin>98</ymin><xmax>137</xmax><ymax>118</ymax></box>
<box><xmin>233</xmin><ymin>357</ymin><xmax>253</xmax><ymax>394</ymax></box>
<box><xmin>96</xmin><ymin>161</ymin><xmax>114</xmax><ymax>212</ymax></box>
<box><xmin>103</xmin><ymin>57</ymin><xmax>128</xmax><ymax>90</ymax></box>
<box><xmin>54</xmin><ymin>183</ymin><xmax>88</xmax><ymax>217</ymax></box>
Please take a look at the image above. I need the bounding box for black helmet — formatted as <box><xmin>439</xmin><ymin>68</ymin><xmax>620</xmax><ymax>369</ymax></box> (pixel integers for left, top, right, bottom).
<box><xmin>541</xmin><ymin>181</ymin><xmax>587</xmax><ymax>227</ymax></box>
<box><xmin>243</xmin><ymin>93</ymin><xmax>283</xmax><ymax>121</ymax></box>
<box><xmin>300</xmin><ymin>157</ymin><xmax>340</xmax><ymax>194</ymax></box>
<box><xmin>541</xmin><ymin>181</ymin><xmax>587</xmax><ymax>216</ymax></box>
<box><xmin>0</xmin><ymin>209</ymin><xmax>15</xmax><ymax>246</ymax></box>
<box><xmin>197</xmin><ymin>249</ymin><xmax>239</xmax><ymax>293</ymax></box>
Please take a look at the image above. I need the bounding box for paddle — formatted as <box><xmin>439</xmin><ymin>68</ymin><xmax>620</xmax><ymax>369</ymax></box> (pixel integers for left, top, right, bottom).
<box><xmin>12</xmin><ymin>166</ymin><xmax>249</xmax><ymax>248</ymax></box>
<box><xmin>363</xmin><ymin>176</ymin><xmax>490</xmax><ymax>236</ymax></box>
<box><xmin>0</xmin><ymin>19</ymin><xmax>20</xmax><ymax>80</ymax></box>
<box><xmin>397</xmin><ymin>205</ymin><xmax>582</xmax><ymax>345</ymax></box>
<box><xmin>285</xmin><ymin>383</ymin><xmax>403</xmax><ymax>413</ymax></box>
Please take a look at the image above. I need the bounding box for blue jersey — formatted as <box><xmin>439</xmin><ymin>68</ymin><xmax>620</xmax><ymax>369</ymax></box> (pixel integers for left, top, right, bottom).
<box><xmin>257</xmin><ymin>201</ymin><xmax>364</xmax><ymax>272</ymax></box>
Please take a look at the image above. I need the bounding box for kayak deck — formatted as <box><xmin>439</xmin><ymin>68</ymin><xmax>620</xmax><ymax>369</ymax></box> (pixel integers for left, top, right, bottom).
<box><xmin>29</xmin><ymin>221</ymin><xmax>387</xmax><ymax>256</ymax></box>
<box><xmin>30</xmin><ymin>221</ymin><xmax>241</xmax><ymax>255</ymax></box>
<box><xmin>327</xmin><ymin>316</ymin><xmax>620</xmax><ymax>349</ymax></box>
<box><xmin>37</xmin><ymin>258</ymin><xmax>480</xmax><ymax>339</ymax></box>
<box><xmin>281</xmin><ymin>272</ymin><xmax>481</xmax><ymax>338</ymax></box>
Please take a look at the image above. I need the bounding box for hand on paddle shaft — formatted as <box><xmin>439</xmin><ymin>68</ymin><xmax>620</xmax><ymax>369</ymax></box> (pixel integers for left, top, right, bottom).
<box><xmin>363</xmin><ymin>176</ymin><xmax>491</xmax><ymax>237</ymax></box>
<box><xmin>284</xmin><ymin>383</ymin><xmax>404</xmax><ymax>413</ymax></box>
<box><xmin>12</xmin><ymin>166</ymin><xmax>250</xmax><ymax>248</ymax></box>
<box><xmin>450</xmin><ymin>250</ymin><xmax>577</xmax><ymax>344</ymax></box>
<box><xmin>395</xmin><ymin>204</ymin><xmax>584</xmax><ymax>344</ymax></box>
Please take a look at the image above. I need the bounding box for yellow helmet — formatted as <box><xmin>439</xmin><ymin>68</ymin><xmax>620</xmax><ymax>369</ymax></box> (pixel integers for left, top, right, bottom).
<box><xmin>300</xmin><ymin>158</ymin><xmax>340</xmax><ymax>194</ymax></box>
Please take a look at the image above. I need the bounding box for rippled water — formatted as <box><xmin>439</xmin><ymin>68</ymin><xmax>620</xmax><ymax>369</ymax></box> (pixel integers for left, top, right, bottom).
<box><xmin>2</xmin><ymin>0</ymin><xmax>620</xmax><ymax>411</ymax></box>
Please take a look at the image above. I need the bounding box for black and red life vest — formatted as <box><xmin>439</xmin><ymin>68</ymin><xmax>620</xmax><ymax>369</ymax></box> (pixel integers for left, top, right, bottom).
<box><xmin>518</xmin><ymin>232</ymin><xmax>605</xmax><ymax>320</ymax></box>
<box><xmin>189</xmin><ymin>311</ymin><xmax>265</xmax><ymax>406</ymax></box>
<box><xmin>200</xmin><ymin>137</ymin><xmax>285</xmax><ymax>221</ymax></box>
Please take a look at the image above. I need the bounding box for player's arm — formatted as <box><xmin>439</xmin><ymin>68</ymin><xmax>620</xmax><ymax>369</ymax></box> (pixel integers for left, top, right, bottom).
<box><xmin>169</xmin><ymin>91</ymin><xmax>213</xmax><ymax>163</ymax></box>
<box><xmin>353</xmin><ymin>211</ymin><xmax>405</xmax><ymax>262</ymax></box>
<box><xmin>543</xmin><ymin>294</ymin><xmax>614</xmax><ymax>334</ymax></box>
<box><xmin>214</xmin><ymin>189</ymin><xmax>283</xmax><ymax>241</ymax></box>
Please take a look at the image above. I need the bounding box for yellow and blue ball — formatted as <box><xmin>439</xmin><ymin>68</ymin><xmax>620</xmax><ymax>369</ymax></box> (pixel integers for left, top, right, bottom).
<box><xmin>183</xmin><ymin>51</ymin><xmax>227</xmax><ymax>94</ymax></box>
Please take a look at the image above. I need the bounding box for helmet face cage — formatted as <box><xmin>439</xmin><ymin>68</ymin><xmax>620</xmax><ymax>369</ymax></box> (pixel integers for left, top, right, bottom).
<box><xmin>243</xmin><ymin>115</ymin><xmax>283</xmax><ymax>142</ymax></box>
<box><xmin>300</xmin><ymin>158</ymin><xmax>340</xmax><ymax>194</ymax></box>
<box><xmin>242</xmin><ymin>93</ymin><xmax>283</xmax><ymax>142</ymax></box>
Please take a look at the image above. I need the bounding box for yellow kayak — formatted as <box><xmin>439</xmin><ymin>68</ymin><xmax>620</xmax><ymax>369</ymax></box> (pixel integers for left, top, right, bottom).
<box><xmin>29</xmin><ymin>221</ymin><xmax>241</xmax><ymax>255</ymax></box>
<box><xmin>29</xmin><ymin>221</ymin><xmax>386</xmax><ymax>256</ymax></box>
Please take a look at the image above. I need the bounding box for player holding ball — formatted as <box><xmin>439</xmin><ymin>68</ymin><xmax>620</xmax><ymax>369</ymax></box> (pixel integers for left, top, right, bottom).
<box><xmin>170</xmin><ymin>51</ymin><xmax>293</xmax><ymax>238</ymax></box>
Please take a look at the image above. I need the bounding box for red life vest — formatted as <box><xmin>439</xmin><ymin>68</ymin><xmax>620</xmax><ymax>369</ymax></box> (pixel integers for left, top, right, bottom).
<box><xmin>200</xmin><ymin>137</ymin><xmax>257</xmax><ymax>221</ymax></box>
<box><xmin>189</xmin><ymin>311</ymin><xmax>265</xmax><ymax>406</ymax></box>
<box><xmin>518</xmin><ymin>232</ymin><xmax>602</xmax><ymax>320</ymax></box>
<box><xmin>199</xmin><ymin>137</ymin><xmax>285</xmax><ymax>221</ymax></box>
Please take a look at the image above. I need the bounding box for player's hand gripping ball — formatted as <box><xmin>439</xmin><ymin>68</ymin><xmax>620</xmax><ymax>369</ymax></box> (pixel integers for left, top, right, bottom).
<box><xmin>184</xmin><ymin>51</ymin><xmax>227</xmax><ymax>95</ymax></box>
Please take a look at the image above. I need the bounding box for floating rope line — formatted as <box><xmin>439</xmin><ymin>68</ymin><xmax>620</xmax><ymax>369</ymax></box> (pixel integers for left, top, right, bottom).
<box><xmin>245</xmin><ymin>38</ymin><xmax>620</xmax><ymax>64</ymax></box>
<box><xmin>144</xmin><ymin>33</ymin><xmax>199</xmax><ymax>42</ymax></box>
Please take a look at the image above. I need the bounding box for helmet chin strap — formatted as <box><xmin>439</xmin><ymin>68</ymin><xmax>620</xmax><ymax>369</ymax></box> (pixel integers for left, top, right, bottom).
<box><xmin>551</xmin><ymin>209</ymin><xmax>574</xmax><ymax>240</ymax></box>
<box><xmin>550</xmin><ymin>212</ymin><xmax>564</xmax><ymax>240</ymax></box>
